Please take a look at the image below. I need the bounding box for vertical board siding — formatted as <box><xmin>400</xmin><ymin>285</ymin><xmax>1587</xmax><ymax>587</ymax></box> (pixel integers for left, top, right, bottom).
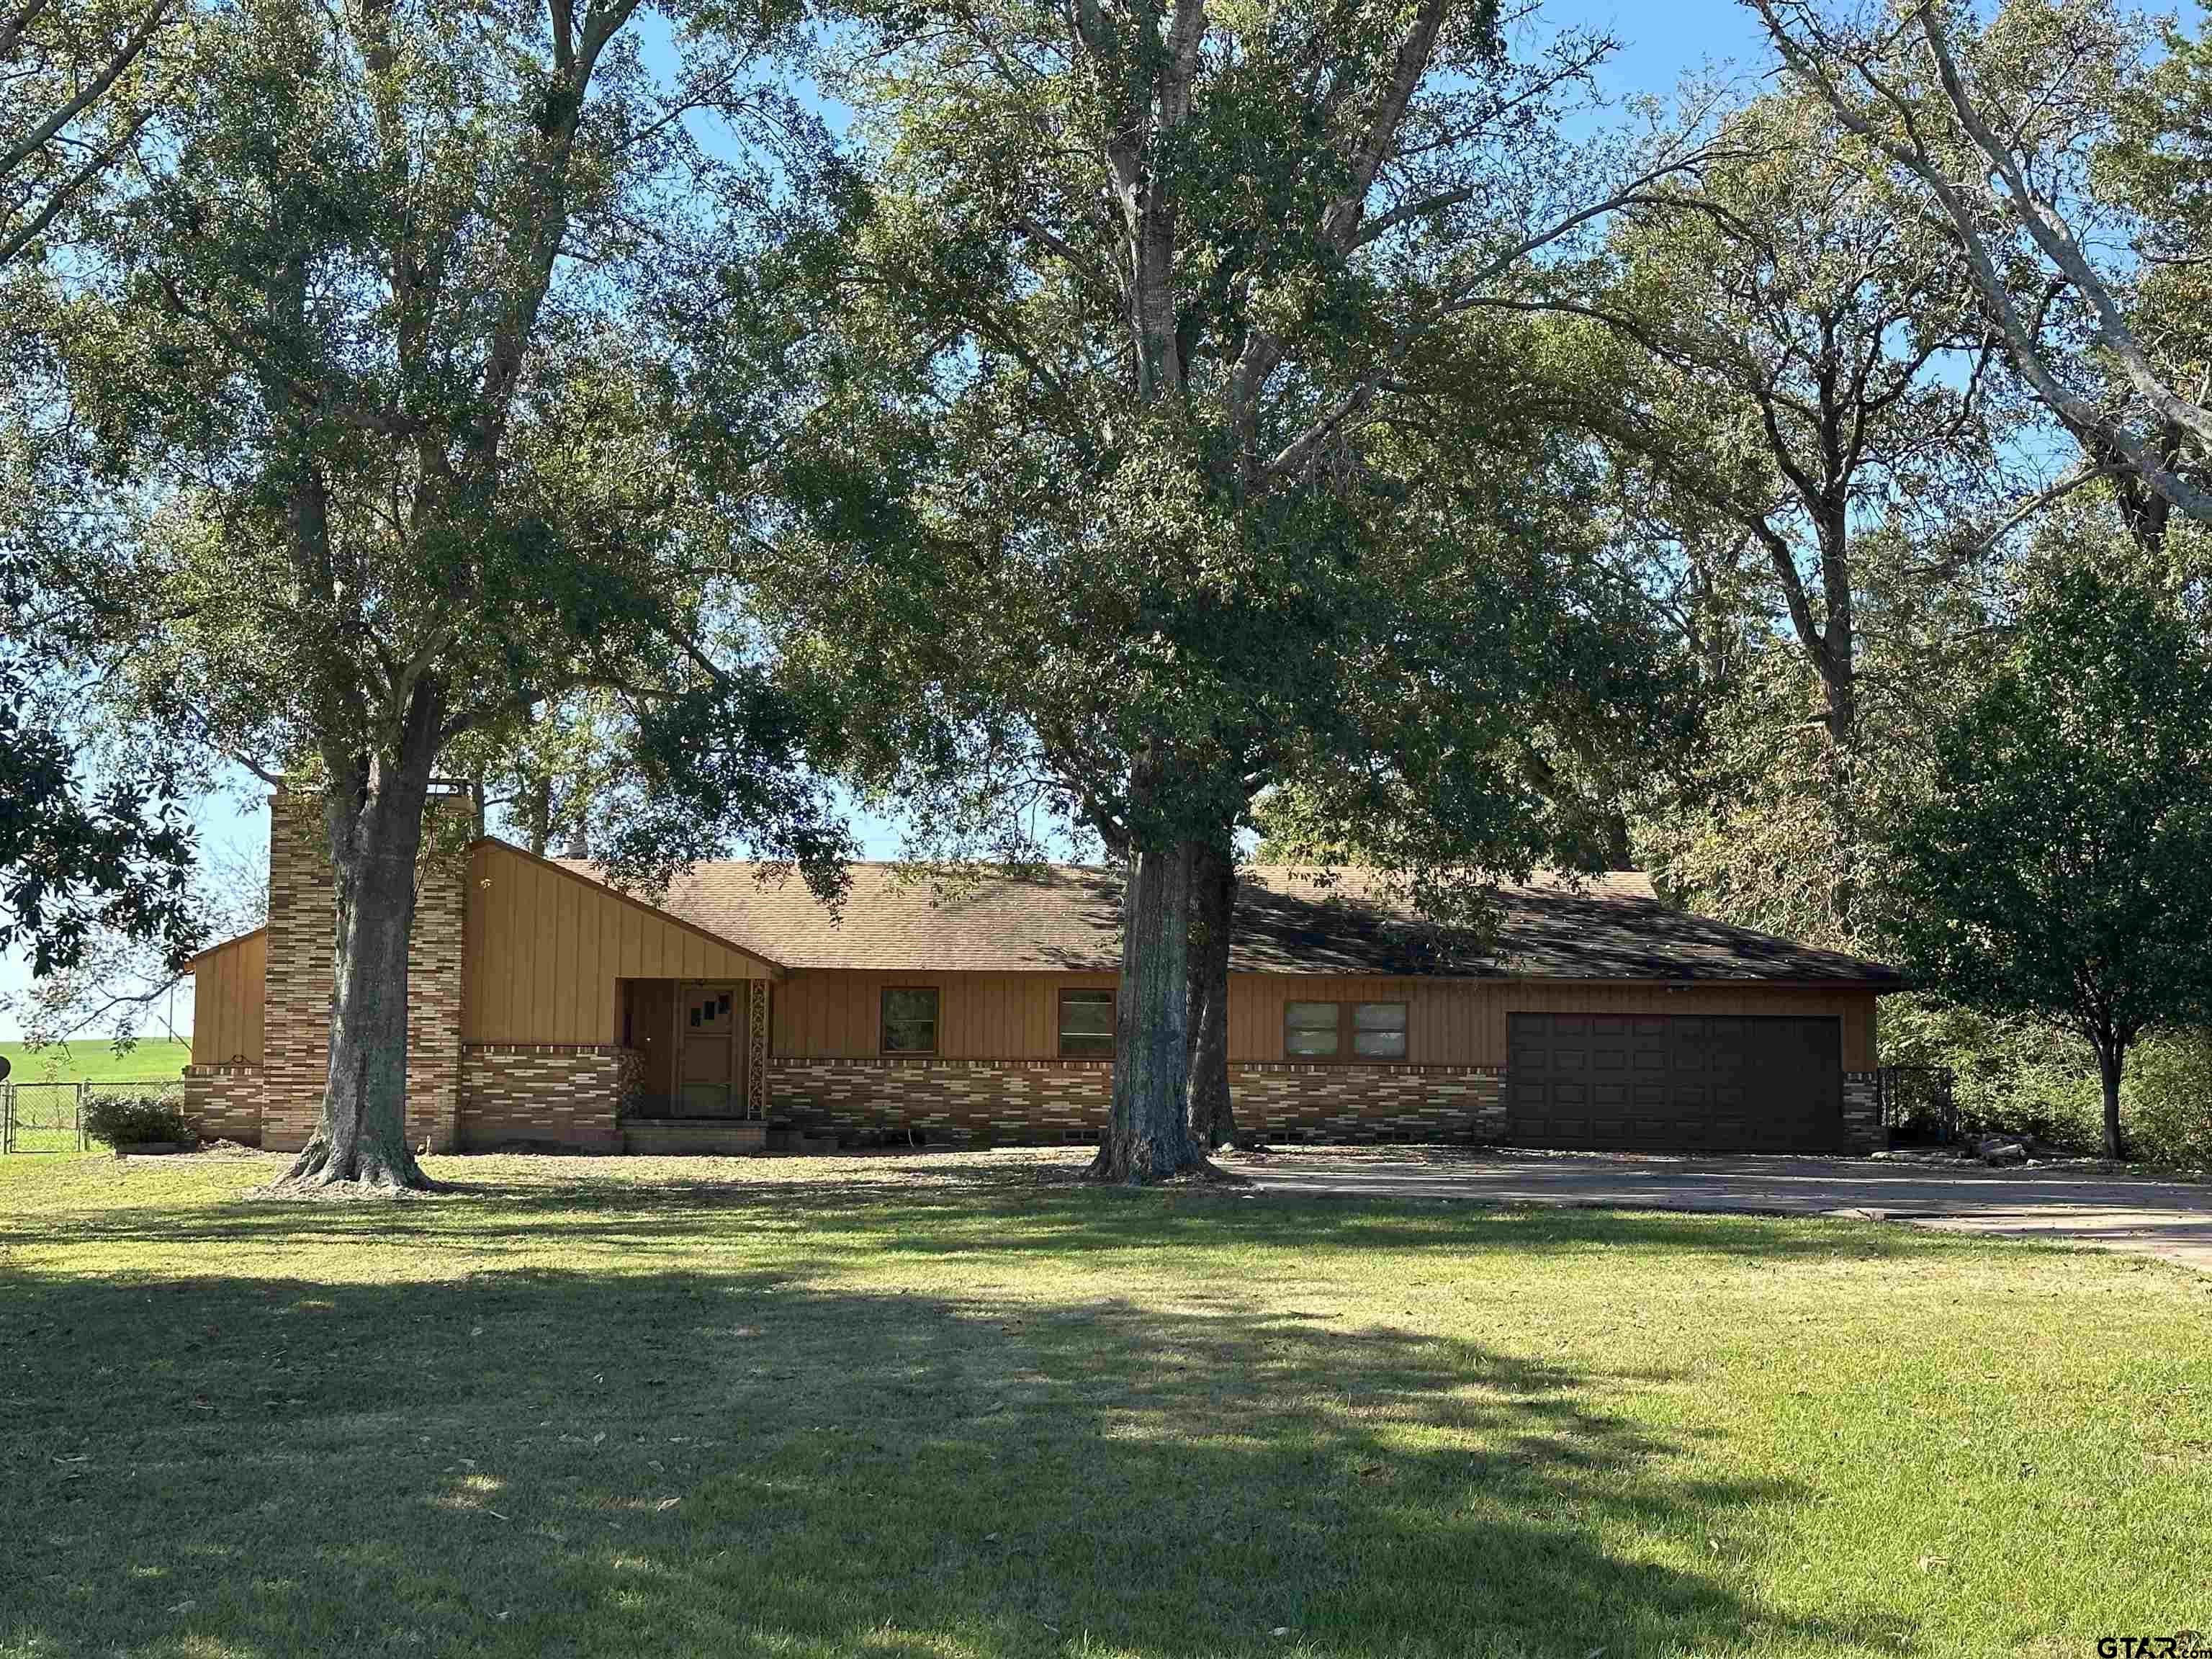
<box><xmin>768</xmin><ymin>967</ymin><xmax>1880</xmax><ymax>1069</ymax></box>
<box><xmin>460</xmin><ymin>842</ymin><xmax>776</xmax><ymax>1044</ymax></box>
<box><xmin>768</xmin><ymin>971</ymin><xmax>1118</xmax><ymax>1059</ymax></box>
<box><xmin>188</xmin><ymin>929</ymin><xmax>268</xmax><ymax>1066</ymax></box>
<box><xmin>550</xmin><ymin>872</ymin><xmax>575</xmax><ymax>1042</ymax></box>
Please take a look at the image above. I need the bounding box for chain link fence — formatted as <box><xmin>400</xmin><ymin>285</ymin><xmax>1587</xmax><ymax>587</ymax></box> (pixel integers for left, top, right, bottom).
<box><xmin>0</xmin><ymin>1081</ymin><xmax>183</xmax><ymax>1154</ymax></box>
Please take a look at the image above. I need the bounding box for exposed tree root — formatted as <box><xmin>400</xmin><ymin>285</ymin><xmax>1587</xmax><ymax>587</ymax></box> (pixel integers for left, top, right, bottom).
<box><xmin>1083</xmin><ymin>1146</ymin><xmax>1246</xmax><ymax>1187</ymax></box>
<box><xmin>252</xmin><ymin>1179</ymin><xmax>441</xmax><ymax>1202</ymax></box>
<box><xmin>271</xmin><ymin>1131</ymin><xmax>436</xmax><ymax>1196</ymax></box>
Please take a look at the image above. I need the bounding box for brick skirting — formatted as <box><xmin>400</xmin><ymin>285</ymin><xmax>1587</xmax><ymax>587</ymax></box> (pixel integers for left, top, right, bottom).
<box><xmin>769</xmin><ymin>1058</ymin><xmax>1111</xmax><ymax>1146</ymax></box>
<box><xmin>767</xmin><ymin>1057</ymin><xmax>1507</xmax><ymax>1147</ymax></box>
<box><xmin>181</xmin><ymin>1064</ymin><xmax>264</xmax><ymax>1144</ymax></box>
<box><xmin>459</xmin><ymin>1045</ymin><xmax>637</xmax><ymax>1151</ymax></box>
<box><xmin>1233</xmin><ymin>1063</ymin><xmax>1506</xmax><ymax>1145</ymax></box>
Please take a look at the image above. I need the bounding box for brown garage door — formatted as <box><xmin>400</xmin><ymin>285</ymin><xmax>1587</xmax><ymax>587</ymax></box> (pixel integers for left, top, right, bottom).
<box><xmin>1507</xmin><ymin>1013</ymin><xmax>1843</xmax><ymax>1152</ymax></box>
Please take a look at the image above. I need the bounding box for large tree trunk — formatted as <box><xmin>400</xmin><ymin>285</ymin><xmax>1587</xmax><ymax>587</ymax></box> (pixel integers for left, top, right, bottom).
<box><xmin>283</xmin><ymin>688</ymin><xmax>443</xmax><ymax>1190</ymax></box>
<box><xmin>1185</xmin><ymin>835</ymin><xmax>1238</xmax><ymax>1149</ymax></box>
<box><xmin>1763</xmin><ymin>499</ymin><xmax>1863</xmax><ymax>942</ymax></box>
<box><xmin>2095</xmin><ymin>1038</ymin><xmax>2126</xmax><ymax>1162</ymax></box>
<box><xmin>1092</xmin><ymin>837</ymin><xmax>1205</xmax><ymax>1182</ymax></box>
<box><xmin>1815</xmin><ymin>509</ymin><xmax>1857</xmax><ymax>752</ymax></box>
<box><xmin>2087</xmin><ymin>419</ymin><xmax>2179</xmax><ymax>556</ymax></box>
<box><xmin>524</xmin><ymin>773</ymin><xmax>553</xmax><ymax>858</ymax></box>
<box><xmin>1599</xmin><ymin>806</ymin><xmax>1633</xmax><ymax>873</ymax></box>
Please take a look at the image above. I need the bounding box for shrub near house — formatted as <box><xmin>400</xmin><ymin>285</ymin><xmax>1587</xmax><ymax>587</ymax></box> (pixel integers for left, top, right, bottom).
<box><xmin>82</xmin><ymin>1089</ymin><xmax>193</xmax><ymax>1149</ymax></box>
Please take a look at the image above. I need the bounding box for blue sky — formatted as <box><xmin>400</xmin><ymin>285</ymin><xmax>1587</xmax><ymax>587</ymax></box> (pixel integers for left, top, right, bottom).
<box><xmin>0</xmin><ymin>1</ymin><xmax>1774</xmax><ymax>1041</ymax></box>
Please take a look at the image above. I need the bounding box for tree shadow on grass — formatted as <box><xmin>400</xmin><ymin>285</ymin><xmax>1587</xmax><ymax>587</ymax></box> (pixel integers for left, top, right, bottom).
<box><xmin>3</xmin><ymin>1261</ymin><xmax>1916</xmax><ymax>1659</ymax></box>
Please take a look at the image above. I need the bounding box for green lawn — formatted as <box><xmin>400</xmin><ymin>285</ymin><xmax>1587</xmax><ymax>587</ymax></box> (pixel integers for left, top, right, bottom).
<box><xmin>0</xmin><ymin>1038</ymin><xmax>192</xmax><ymax>1084</ymax></box>
<box><xmin>1</xmin><ymin>1150</ymin><xmax>2206</xmax><ymax>1659</ymax></box>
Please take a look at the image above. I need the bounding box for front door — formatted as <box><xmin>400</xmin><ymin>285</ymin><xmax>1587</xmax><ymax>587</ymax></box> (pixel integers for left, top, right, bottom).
<box><xmin>675</xmin><ymin>983</ymin><xmax>745</xmax><ymax>1118</ymax></box>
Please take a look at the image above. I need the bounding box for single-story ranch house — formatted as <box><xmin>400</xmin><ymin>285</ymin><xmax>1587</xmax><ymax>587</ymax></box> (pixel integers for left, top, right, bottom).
<box><xmin>184</xmin><ymin>795</ymin><xmax>1905</xmax><ymax>1156</ymax></box>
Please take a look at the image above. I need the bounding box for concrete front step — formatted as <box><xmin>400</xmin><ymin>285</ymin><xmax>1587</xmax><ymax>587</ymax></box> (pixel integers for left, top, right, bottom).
<box><xmin>622</xmin><ymin>1120</ymin><xmax>768</xmax><ymax>1156</ymax></box>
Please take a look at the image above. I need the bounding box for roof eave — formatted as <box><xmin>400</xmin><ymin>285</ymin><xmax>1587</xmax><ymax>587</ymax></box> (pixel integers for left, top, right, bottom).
<box><xmin>186</xmin><ymin>926</ymin><xmax>268</xmax><ymax>967</ymax></box>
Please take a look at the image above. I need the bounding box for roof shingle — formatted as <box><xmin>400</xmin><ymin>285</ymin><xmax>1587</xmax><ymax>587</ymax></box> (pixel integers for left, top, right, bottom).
<box><xmin>549</xmin><ymin>856</ymin><xmax>1902</xmax><ymax>986</ymax></box>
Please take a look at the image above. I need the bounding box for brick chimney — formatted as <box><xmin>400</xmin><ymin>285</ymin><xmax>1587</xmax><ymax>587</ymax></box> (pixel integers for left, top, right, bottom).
<box><xmin>259</xmin><ymin>791</ymin><xmax>468</xmax><ymax>1153</ymax></box>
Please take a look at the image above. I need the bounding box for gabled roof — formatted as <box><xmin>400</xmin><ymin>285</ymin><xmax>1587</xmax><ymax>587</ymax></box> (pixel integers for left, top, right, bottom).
<box><xmin>549</xmin><ymin>858</ymin><xmax>1905</xmax><ymax>986</ymax></box>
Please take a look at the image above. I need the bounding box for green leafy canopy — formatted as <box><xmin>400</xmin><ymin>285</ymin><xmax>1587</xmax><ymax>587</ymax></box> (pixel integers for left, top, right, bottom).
<box><xmin>1884</xmin><ymin>545</ymin><xmax>2212</xmax><ymax>1056</ymax></box>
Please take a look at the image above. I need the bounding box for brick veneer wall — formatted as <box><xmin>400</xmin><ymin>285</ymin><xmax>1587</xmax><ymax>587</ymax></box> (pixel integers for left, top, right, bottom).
<box><xmin>770</xmin><ymin>1058</ymin><xmax>1112</xmax><ymax>1146</ymax></box>
<box><xmin>1233</xmin><ymin>1064</ymin><xmax>1506</xmax><ymax>1144</ymax></box>
<box><xmin>181</xmin><ymin>1064</ymin><xmax>264</xmax><ymax>1144</ymax></box>
<box><xmin>459</xmin><ymin>1045</ymin><xmax>637</xmax><ymax>1150</ymax></box>
<box><xmin>260</xmin><ymin>793</ymin><xmax>467</xmax><ymax>1153</ymax></box>
<box><xmin>1843</xmin><ymin>1071</ymin><xmax>1885</xmax><ymax>1155</ymax></box>
<box><xmin>767</xmin><ymin>1058</ymin><xmax>1506</xmax><ymax>1147</ymax></box>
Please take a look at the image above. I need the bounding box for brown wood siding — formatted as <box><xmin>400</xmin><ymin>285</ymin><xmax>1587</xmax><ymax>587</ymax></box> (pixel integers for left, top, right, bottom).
<box><xmin>770</xmin><ymin>970</ymin><xmax>1119</xmax><ymax>1058</ymax></box>
<box><xmin>462</xmin><ymin>842</ymin><xmax>777</xmax><ymax>1044</ymax></box>
<box><xmin>770</xmin><ymin>968</ymin><xmax>1880</xmax><ymax>1069</ymax></box>
<box><xmin>189</xmin><ymin>929</ymin><xmax>267</xmax><ymax>1066</ymax></box>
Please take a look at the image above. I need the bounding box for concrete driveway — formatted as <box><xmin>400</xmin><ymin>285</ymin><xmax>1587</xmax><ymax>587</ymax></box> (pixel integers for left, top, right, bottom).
<box><xmin>1211</xmin><ymin>1146</ymin><xmax>2212</xmax><ymax>1272</ymax></box>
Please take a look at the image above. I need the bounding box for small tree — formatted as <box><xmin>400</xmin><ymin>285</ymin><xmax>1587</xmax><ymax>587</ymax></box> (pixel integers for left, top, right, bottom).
<box><xmin>1886</xmin><ymin>547</ymin><xmax>2212</xmax><ymax>1159</ymax></box>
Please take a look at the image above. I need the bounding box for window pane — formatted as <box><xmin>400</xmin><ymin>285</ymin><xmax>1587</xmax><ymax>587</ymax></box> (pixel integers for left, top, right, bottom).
<box><xmin>1059</xmin><ymin>989</ymin><xmax>1115</xmax><ymax>1057</ymax></box>
<box><xmin>1353</xmin><ymin>1003</ymin><xmax>1406</xmax><ymax>1058</ymax></box>
<box><xmin>882</xmin><ymin>987</ymin><xmax>939</xmax><ymax>1053</ymax></box>
<box><xmin>884</xmin><ymin>988</ymin><xmax>937</xmax><ymax>1020</ymax></box>
<box><xmin>884</xmin><ymin>1019</ymin><xmax>936</xmax><ymax>1053</ymax></box>
<box><xmin>1059</xmin><ymin>991</ymin><xmax>1115</xmax><ymax>1034</ymax></box>
<box><xmin>1285</xmin><ymin>1002</ymin><xmax>1339</xmax><ymax>1056</ymax></box>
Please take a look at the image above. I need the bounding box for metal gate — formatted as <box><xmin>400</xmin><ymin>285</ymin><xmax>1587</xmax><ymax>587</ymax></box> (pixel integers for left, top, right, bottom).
<box><xmin>0</xmin><ymin>1081</ymin><xmax>183</xmax><ymax>1154</ymax></box>
<box><xmin>1877</xmin><ymin>1065</ymin><xmax>1959</xmax><ymax>1143</ymax></box>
